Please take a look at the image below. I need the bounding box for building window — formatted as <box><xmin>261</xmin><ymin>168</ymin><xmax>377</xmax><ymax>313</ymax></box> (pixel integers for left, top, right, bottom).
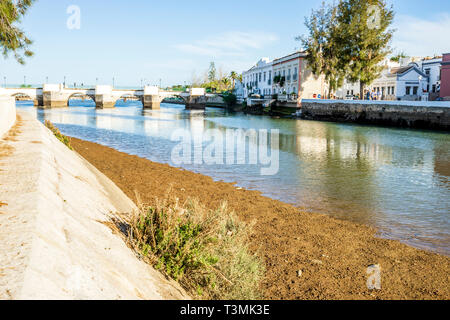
<box><xmin>406</xmin><ymin>86</ymin><xmax>411</xmax><ymax>95</ymax></box>
<box><xmin>425</xmin><ymin>68</ymin><xmax>430</xmax><ymax>76</ymax></box>
<box><xmin>432</xmin><ymin>84</ymin><xmax>436</xmax><ymax>93</ymax></box>
<box><xmin>259</xmin><ymin>73</ymin><xmax>262</xmax><ymax>82</ymax></box>
<box><xmin>413</xmin><ymin>86</ymin><xmax>418</xmax><ymax>95</ymax></box>
<box><xmin>264</xmin><ymin>72</ymin><xmax>266</xmax><ymax>82</ymax></box>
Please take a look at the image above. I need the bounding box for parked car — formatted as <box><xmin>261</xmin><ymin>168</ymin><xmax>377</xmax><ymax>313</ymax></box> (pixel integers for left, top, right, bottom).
<box><xmin>344</xmin><ymin>95</ymin><xmax>355</xmax><ymax>100</ymax></box>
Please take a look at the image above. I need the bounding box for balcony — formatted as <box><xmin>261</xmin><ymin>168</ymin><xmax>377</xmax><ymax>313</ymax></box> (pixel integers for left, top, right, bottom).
<box><xmin>277</xmin><ymin>94</ymin><xmax>298</xmax><ymax>102</ymax></box>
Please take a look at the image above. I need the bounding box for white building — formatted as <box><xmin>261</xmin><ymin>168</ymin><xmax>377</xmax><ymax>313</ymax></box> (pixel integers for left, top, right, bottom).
<box><xmin>272</xmin><ymin>52</ymin><xmax>302</xmax><ymax>96</ymax></box>
<box><xmin>370</xmin><ymin>64</ymin><xmax>429</xmax><ymax>101</ymax></box>
<box><xmin>234</xmin><ymin>79</ymin><xmax>245</xmax><ymax>99</ymax></box>
<box><xmin>417</xmin><ymin>57</ymin><xmax>442</xmax><ymax>99</ymax></box>
<box><xmin>335</xmin><ymin>80</ymin><xmax>360</xmax><ymax>99</ymax></box>
<box><xmin>272</xmin><ymin>51</ymin><xmax>327</xmax><ymax>100</ymax></box>
<box><xmin>242</xmin><ymin>58</ymin><xmax>273</xmax><ymax>98</ymax></box>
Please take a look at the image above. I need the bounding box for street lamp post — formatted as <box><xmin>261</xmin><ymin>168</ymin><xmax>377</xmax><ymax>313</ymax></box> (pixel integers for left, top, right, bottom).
<box><xmin>64</xmin><ymin>76</ymin><xmax>66</xmax><ymax>88</ymax></box>
<box><xmin>24</xmin><ymin>76</ymin><xmax>26</xmax><ymax>86</ymax></box>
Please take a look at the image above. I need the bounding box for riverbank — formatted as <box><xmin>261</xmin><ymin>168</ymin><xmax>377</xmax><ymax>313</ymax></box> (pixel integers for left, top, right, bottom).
<box><xmin>71</xmin><ymin>137</ymin><xmax>450</xmax><ymax>300</ymax></box>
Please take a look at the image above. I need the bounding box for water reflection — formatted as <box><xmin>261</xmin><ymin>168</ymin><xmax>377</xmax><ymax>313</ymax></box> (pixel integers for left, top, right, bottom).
<box><xmin>16</xmin><ymin>101</ymin><xmax>450</xmax><ymax>255</ymax></box>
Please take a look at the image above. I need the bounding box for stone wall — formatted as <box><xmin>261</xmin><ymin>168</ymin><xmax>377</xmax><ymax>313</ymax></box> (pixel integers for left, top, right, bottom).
<box><xmin>0</xmin><ymin>94</ymin><xmax>16</xmax><ymax>137</ymax></box>
<box><xmin>301</xmin><ymin>99</ymin><xmax>450</xmax><ymax>130</ymax></box>
<box><xmin>205</xmin><ymin>95</ymin><xmax>226</xmax><ymax>107</ymax></box>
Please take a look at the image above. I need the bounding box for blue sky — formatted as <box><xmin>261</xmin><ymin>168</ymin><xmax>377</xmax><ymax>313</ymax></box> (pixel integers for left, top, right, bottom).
<box><xmin>1</xmin><ymin>0</ymin><xmax>449</xmax><ymax>87</ymax></box>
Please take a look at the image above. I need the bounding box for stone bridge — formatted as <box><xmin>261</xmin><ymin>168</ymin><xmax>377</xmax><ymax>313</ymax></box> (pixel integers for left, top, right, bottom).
<box><xmin>3</xmin><ymin>84</ymin><xmax>210</xmax><ymax>109</ymax></box>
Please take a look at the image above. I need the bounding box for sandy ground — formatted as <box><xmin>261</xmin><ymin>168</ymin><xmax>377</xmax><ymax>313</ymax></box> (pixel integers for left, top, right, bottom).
<box><xmin>71</xmin><ymin>137</ymin><xmax>450</xmax><ymax>300</ymax></box>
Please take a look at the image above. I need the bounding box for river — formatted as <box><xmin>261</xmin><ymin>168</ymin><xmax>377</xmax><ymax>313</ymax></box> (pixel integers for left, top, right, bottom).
<box><xmin>17</xmin><ymin>100</ymin><xmax>450</xmax><ymax>255</ymax></box>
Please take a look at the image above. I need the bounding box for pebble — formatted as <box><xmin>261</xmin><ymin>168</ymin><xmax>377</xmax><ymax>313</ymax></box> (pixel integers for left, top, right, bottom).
<box><xmin>297</xmin><ymin>270</ymin><xmax>303</xmax><ymax>278</ymax></box>
<box><xmin>311</xmin><ymin>259</ymin><xmax>323</xmax><ymax>265</ymax></box>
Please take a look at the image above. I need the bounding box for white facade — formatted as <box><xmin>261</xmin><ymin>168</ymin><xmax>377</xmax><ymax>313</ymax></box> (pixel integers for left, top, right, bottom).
<box><xmin>272</xmin><ymin>52</ymin><xmax>303</xmax><ymax>96</ymax></box>
<box><xmin>370</xmin><ymin>64</ymin><xmax>429</xmax><ymax>101</ymax></box>
<box><xmin>242</xmin><ymin>58</ymin><xmax>273</xmax><ymax>98</ymax></box>
<box><xmin>335</xmin><ymin>80</ymin><xmax>360</xmax><ymax>99</ymax></box>
<box><xmin>234</xmin><ymin>79</ymin><xmax>244</xmax><ymax>99</ymax></box>
<box><xmin>418</xmin><ymin>57</ymin><xmax>442</xmax><ymax>95</ymax></box>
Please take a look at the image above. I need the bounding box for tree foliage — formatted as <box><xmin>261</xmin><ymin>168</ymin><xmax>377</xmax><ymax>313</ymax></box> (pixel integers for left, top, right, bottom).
<box><xmin>298</xmin><ymin>2</ymin><xmax>345</xmax><ymax>95</ymax></box>
<box><xmin>193</xmin><ymin>63</ymin><xmax>239</xmax><ymax>93</ymax></box>
<box><xmin>299</xmin><ymin>0</ymin><xmax>395</xmax><ymax>97</ymax></box>
<box><xmin>390</xmin><ymin>51</ymin><xmax>407</xmax><ymax>63</ymax></box>
<box><xmin>208</xmin><ymin>62</ymin><xmax>216</xmax><ymax>82</ymax></box>
<box><xmin>0</xmin><ymin>0</ymin><xmax>35</xmax><ymax>64</ymax></box>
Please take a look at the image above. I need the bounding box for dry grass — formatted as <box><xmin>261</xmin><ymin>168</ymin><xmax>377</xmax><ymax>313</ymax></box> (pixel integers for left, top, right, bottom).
<box><xmin>0</xmin><ymin>115</ymin><xmax>23</xmax><ymax>158</ymax></box>
<box><xmin>44</xmin><ymin>120</ymin><xmax>73</xmax><ymax>150</ymax></box>
<box><xmin>0</xmin><ymin>142</ymin><xmax>14</xmax><ymax>158</ymax></box>
<box><xmin>3</xmin><ymin>115</ymin><xmax>23</xmax><ymax>142</ymax></box>
<box><xmin>110</xmin><ymin>190</ymin><xmax>264</xmax><ymax>300</ymax></box>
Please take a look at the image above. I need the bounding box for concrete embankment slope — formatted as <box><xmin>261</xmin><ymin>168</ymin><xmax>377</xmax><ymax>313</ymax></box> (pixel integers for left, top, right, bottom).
<box><xmin>301</xmin><ymin>99</ymin><xmax>450</xmax><ymax>130</ymax></box>
<box><xmin>0</xmin><ymin>94</ymin><xmax>16</xmax><ymax>138</ymax></box>
<box><xmin>0</xmin><ymin>110</ymin><xmax>188</xmax><ymax>300</ymax></box>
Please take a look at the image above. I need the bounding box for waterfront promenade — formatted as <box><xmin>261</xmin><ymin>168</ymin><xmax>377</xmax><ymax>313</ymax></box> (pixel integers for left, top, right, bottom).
<box><xmin>300</xmin><ymin>99</ymin><xmax>450</xmax><ymax>130</ymax></box>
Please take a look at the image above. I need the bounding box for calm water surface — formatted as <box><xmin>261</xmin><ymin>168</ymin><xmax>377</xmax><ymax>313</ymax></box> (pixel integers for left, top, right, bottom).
<box><xmin>17</xmin><ymin>101</ymin><xmax>450</xmax><ymax>255</ymax></box>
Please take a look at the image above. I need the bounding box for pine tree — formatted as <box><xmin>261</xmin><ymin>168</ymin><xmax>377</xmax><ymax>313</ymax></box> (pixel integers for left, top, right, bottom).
<box><xmin>208</xmin><ymin>62</ymin><xmax>216</xmax><ymax>82</ymax></box>
<box><xmin>0</xmin><ymin>0</ymin><xmax>35</xmax><ymax>64</ymax></box>
<box><xmin>299</xmin><ymin>2</ymin><xmax>346</xmax><ymax>97</ymax></box>
<box><xmin>299</xmin><ymin>0</ymin><xmax>394</xmax><ymax>98</ymax></box>
<box><xmin>335</xmin><ymin>0</ymin><xmax>395</xmax><ymax>97</ymax></box>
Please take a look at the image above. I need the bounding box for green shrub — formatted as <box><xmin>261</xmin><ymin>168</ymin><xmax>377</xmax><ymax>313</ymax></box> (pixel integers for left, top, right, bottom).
<box><xmin>222</xmin><ymin>93</ymin><xmax>237</xmax><ymax>107</ymax></box>
<box><xmin>121</xmin><ymin>194</ymin><xmax>264</xmax><ymax>300</ymax></box>
<box><xmin>44</xmin><ymin>120</ymin><xmax>73</xmax><ymax>150</ymax></box>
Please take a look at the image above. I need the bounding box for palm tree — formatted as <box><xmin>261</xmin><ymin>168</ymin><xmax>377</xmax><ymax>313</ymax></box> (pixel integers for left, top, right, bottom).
<box><xmin>222</xmin><ymin>77</ymin><xmax>231</xmax><ymax>92</ymax></box>
<box><xmin>230</xmin><ymin>71</ymin><xmax>238</xmax><ymax>91</ymax></box>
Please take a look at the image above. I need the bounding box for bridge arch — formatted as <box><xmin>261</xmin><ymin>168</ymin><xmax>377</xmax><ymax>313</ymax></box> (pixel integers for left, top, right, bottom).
<box><xmin>115</xmin><ymin>93</ymin><xmax>143</xmax><ymax>107</ymax></box>
<box><xmin>67</xmin><ymin>92</ymin><xmax>96</xmax><ymax>107</ymax></box>
<box><xmin>12</xmin><ymin>92</ymin><xmax>38</xmax><ymax>106</ymax></box>
<box><xmin>161</xmin><ymin>93</ymin><xmax>187</xmax><ymax>105</ymax></box>
<box><xmin>12</xmin><ymin>92</ymin><xmax>34</xmax><ymax>101</ymax></box>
